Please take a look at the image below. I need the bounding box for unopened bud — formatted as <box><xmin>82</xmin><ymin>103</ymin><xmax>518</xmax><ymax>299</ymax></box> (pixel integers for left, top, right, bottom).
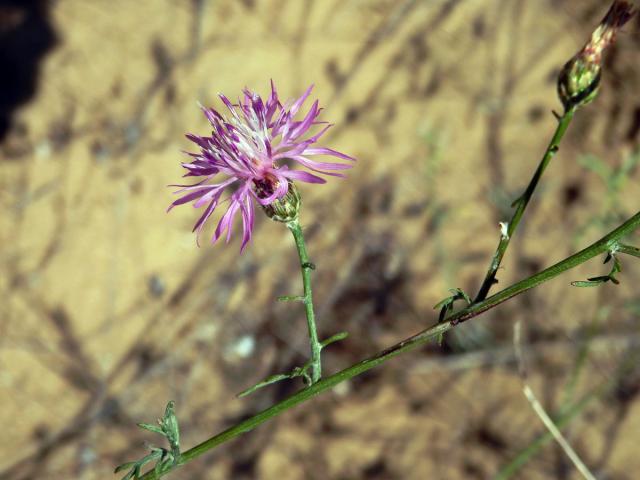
<box><xmin>262</xmin><ymin>181</ymin><xmax>301</xmax><ymax>223</ymax></box>
<box><xmin>557</xmin><ymin>58</ymin><xmax>601</xmax><ymax>111</ymax></box>
<box><xmin>557</xmin><ymin>1</ymin><xmax>635</xmax><ymax>111</ymax></box>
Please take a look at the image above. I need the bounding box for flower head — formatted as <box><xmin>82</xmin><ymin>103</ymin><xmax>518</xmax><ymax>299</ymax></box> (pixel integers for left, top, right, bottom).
<box><xmin>169</xmin><ymin>82</ymin><xmax>354</xmax><ymax>251</ymax></box>
<box><xmin>558</xmin><ymin>1</ymin><xmax>636</xmax><ymax>110</ymax></box>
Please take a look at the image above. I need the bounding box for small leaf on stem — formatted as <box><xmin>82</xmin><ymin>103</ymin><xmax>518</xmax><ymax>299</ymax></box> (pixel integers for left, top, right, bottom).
<box><xmin>238</xmin><ymin>373</ymin><xmax>292</xmax><ymax>398</ymax></box>
<box><xmin>238</xmin><ymin>332</ymin><xmax>348</xmax><ymax>397</ymax></box>
<box><xmin>572</xmin><ymin>251</ymin><xmax>623</xmax><ymax>287</ymax></box>
<box><xmin>116</xmin><ymin>402</ymin><xmax>180</xmax><ymax>479</ymax></box>
<box><xmin>137</xmin><ymin>423</ymin><xmax>164</xmax><ymax>435</ymax></box>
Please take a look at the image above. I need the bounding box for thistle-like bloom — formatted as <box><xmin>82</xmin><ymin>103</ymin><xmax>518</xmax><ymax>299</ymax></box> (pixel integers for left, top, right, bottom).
<box><xmin>558</xmin><ymin>0</ymin><xmax>636</xmax><ymax>110</ymax></box>
<box><xmin>169</xmin><ymin>82</ymin><xmax>354</xmax><ymax>250</ymax></box>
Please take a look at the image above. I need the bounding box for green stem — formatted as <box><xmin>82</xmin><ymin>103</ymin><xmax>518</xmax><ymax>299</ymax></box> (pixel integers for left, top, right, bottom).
<box><xmin>287</xmin><ymin>218</ymin><xmax>322</xmax><ymax>384</ymax></box>
<box><xmin>140</xmin><ymin>210</ymin><xmax>640</xmax><ymax>480</ymax></box>
<box><xmin>618</xmin><ymin>243</ymin><xmax>640</xmax><ymax>259</ymax></box>
<box><xmin>475</xmin><ymin>107</ymin><xmax>576</xmax><ymax>302</ymax></box>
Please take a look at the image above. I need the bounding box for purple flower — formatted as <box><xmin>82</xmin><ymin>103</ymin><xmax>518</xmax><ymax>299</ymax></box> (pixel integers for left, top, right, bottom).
<box><xmin>169</xmin><ymin>81</ymin><xmax>354</xmax><ymax>251</ymax></box>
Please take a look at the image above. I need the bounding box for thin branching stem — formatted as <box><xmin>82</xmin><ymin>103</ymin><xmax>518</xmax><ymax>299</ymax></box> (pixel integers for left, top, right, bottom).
<box><xmin>139</xmin><ymin>210</ymin><xmax>640</xmax><ymax>480</ymax></box>
<box><xmin>475</xmin><ymin>107</ymin><xmax>576</xmax><ymax>302</ymax></box>
<box><xmin>287</xmin><ymin>218</ymin><xmax>322</xmax><ymax>383</ymax></box>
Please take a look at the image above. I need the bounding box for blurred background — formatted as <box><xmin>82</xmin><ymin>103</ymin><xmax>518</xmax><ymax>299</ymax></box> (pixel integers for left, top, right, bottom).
<box><xmin>1</xmin><ymin>0</ymin><xmax>640</xmax><ymax>478</ymax></box>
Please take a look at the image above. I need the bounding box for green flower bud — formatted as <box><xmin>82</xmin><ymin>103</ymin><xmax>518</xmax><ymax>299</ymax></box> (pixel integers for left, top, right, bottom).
<box><xmin>557</xmin><ymin>1</ymin><xmax>635</xmax><ymax>111</ymax></box>
<box><xmin>557</xmin><ymin>59</ymin><xmax>601</xmax><ymax>111</ymax></box>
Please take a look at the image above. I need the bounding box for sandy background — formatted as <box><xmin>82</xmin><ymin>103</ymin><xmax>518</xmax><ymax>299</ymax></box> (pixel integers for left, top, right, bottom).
<box><xmin>1</xmin><ymin>0</ymin><xmax>640</xmax><ymax>479</ymax></box>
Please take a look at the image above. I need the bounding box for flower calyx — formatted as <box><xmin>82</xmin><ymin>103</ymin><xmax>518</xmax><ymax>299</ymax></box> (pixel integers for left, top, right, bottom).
<box><xmin>261</xmin><ymin>180</ymin><xmax>302</xmax><ymax>224</ymax></box>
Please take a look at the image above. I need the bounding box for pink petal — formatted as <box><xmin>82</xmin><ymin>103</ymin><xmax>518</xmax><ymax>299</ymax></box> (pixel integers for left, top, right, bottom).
<box><xmin>292</xmin><ymin>156</ymin><xmax>353</xmax><ymax>171</ymax></box>
<box><xmin>280</xmin><ymin>169</ymin><xmax>327</xmax><ymax>184</ymax></box>
<box><xmin>218</xmin><ymin>94</ymin><xmax>235</xmax><ymax>112</ymax></box>
<box><xmin>193</xmin><ymin>186</ymin><xmax>226</xmax><ymax>208</ymax></box>
<box><xmin>286</xmin><ymin>100</ymin><xmax>319</xmax><ymax>140</ymax></box>
<box><xmin>167</xmin><ymin>188</ymin><xmax>210</xmax><ymax>211</ymax></box>
<box><xmin>238</xmin><ymin>194</ymin><xmax>255</xmax><ymax>251</ymax></box>
<box><xmin>290</xmin><ymin>84</ymin><xmax>314</xmax><ymax>116</ymax></box>
<box><xmin>193</xmin><ymin>199</ymin><xmax>219</xmax><ymax>247</ymax></box>
<box><xmin>214</xmin><ymin>201</ymin><xmax>239</xmax><ymax>244</ymax></box>
<box><xmin>303</xmin><ymin>147</ymin><xmax>356</xmax><ymax>161</ymax></box>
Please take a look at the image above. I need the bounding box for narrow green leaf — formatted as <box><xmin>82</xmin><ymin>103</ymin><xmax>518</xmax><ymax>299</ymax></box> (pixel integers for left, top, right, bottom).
<box><xmin>462</xmin><ymin>293</ymin><xmax>472</xmax><ymax>305</ymax></box>
<box><xmin>238</xmin><ymin>373</ymin><xmax>291</xmax><ymax>398</ymax></box>
<box><xmin>137</xmin><ymin>423</ymin><xmax>164</xmax><ymax>435</ymax></box>
<box><xmin>122</xmin><ymin>470</ymin><xmax>136</xmax><ymax>480</ymax></box>
<box><xmin>586</xmin><ymin>275</ymin><xmax>611</xmax><ymax>283</ymax></box>
<box><xmin>114</xmin><ymin>462</ymin><xmax>137</xmax><ymax>473</ymax></box>
<box><xmin>433</xmin><ymin>297</ymin><xmax>453</xmax><ymax>310</ymax></box>
<box><xmin>612</xmin><ymin>256</ymin><xmax>622</xmax><ymax>274</ymax></box>
<box><xmin>438</xmin><ymin>304</ymin><xmax>451</xmax><ymax>323</ymax></box>
<box><xmin>320</xmin><ymin>331</ymin><xmax>348</xmax><ymax>348</ymax></box>
<box><xmin>511</xmin><ymin>195</ymin><xmax>524</xmax><ymax>208</ymax></box>
<box><xmin>571</xmin><ymin>280</ymin><xmax>604</xmax><ymax>287</ymax></box>
<box><xmin>455</xmin><ymin>288</ymin><xmax>472</xmax><ymax>305</ymax></box>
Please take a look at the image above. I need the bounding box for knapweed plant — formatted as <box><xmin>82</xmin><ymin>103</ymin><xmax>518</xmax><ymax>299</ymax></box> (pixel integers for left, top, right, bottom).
<box><xmin>116</xmin><ymin>2</ymin><xmax>639</xmax><ymax>479</ymax></box>
<box><xmin>168</xmin><ymin>81</ymin><xmax>354</xmax><ymax>386</ymax></box>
